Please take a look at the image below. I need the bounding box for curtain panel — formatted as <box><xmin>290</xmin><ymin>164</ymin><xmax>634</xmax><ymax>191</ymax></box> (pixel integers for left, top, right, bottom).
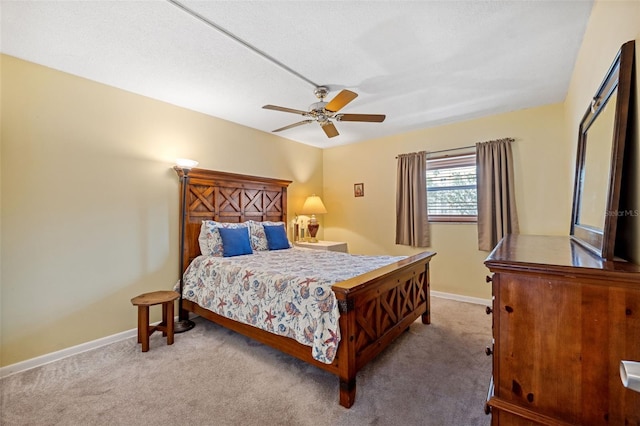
<box><xmin>395</xmin><ymin>151</ymin><xmax>430</xmax><ymax>247</ymax></box>
<box><xmin>476</xmin><ymin>138</ymin><xmax>519</xmax><ymax>251</ymax></box>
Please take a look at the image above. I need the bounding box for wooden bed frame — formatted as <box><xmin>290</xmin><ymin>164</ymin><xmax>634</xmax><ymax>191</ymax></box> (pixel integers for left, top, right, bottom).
<box><xmin>175</xmin><ymin>168</ymin><xmax>436</xmax><ymax>408</ymax></box>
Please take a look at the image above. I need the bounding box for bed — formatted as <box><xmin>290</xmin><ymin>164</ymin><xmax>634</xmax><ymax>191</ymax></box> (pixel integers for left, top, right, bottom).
<box><xmin>175</xmin><ymin>168</ymin><xmax>436</xmax><ymax>408</ymax></box>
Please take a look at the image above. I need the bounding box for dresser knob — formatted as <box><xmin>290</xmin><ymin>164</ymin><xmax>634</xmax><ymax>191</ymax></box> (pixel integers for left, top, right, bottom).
<box><xmin>486</xmin><ymin>306</ymin><xmax>493</xmax><ymax>315</ymax></box>
<box><xmin>485</xmin><ymin>346</ymin><xmax>493</xmax><ymax>356</ymax></box>
<box><xmin>486</xmin><ymin>275</ymin><xmax>493</xmax><ymax>283</ymax></box>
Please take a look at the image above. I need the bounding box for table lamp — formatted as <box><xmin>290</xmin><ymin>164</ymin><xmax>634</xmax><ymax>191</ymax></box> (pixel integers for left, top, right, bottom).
<box><xmin>300</xmin><ymin>194</ymin><xmax>327</xmax><ymax>243</ymax></box>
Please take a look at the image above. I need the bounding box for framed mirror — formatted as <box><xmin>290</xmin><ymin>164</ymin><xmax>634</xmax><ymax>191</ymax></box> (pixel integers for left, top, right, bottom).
<box><xmin>570</xmin><ymin>40</ymin><xmax>635</xmax><ymax>260</ymax></box>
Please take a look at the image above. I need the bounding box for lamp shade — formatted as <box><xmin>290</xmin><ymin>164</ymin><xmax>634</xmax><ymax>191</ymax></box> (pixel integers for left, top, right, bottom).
<box><xmin>175</xmin><ymin>158</ymin><xmax>199</xmax><ymax>170</ymax></box>
<box><xmin>300</xmin><ymin>195</ymin><xmax>327</xmax><ymax>215</ymax></box>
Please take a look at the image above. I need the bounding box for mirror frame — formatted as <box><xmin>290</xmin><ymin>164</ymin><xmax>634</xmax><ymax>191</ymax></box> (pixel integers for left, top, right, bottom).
<box><xmin>570</xmin><ymin>40</ymin><xmax>635</xmax><ymax>260</ymax></box>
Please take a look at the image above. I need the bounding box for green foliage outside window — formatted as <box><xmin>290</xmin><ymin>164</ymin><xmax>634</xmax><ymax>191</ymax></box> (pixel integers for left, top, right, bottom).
<box><xmin>427</xmin><ymin>160</ymin><xmax>477</xmax><ymax>219</ymax></box>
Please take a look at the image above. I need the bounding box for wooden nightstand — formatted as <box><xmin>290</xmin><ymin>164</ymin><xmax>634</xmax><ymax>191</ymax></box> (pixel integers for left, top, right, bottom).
<box><xmin>295</xmin><ymin>240</ymin><xmax>348</xmax><ymax>253</ymax></box>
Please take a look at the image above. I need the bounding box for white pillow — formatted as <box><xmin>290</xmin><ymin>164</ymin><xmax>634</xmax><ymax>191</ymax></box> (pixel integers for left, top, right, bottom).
<box><xmin>247</xmin><ymin>220</ymin><xmax>292</xmax><ymax>251</ymax></box>
<box><xmin>198</xmin><ymin>221</ymin><xmax>248</xmax><ymax>256</ymax></box>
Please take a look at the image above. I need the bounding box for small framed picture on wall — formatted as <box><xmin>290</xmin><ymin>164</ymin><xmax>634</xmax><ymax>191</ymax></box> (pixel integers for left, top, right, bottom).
<box><xmin>354</xmin><ymin>183</ymin><xmax>364</xmax><ymax>197</ymax></box>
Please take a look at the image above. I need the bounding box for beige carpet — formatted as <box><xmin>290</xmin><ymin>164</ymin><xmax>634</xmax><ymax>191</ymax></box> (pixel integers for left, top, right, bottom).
<box><xmin>1</xmin><ymin>297</ymin><xmax>492</xmax><ymax>425</ymax></box>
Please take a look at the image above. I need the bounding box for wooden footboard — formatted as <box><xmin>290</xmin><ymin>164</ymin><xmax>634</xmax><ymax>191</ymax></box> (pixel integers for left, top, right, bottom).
<box><xmin>332</xmin><ymin>251</ymin><xmax>434</xmax><ymax>407</ymax></box>
<box><xmin>181</xmin><ymin>251</ymin><xmax>434</xmax><ymax>408</ymax></box>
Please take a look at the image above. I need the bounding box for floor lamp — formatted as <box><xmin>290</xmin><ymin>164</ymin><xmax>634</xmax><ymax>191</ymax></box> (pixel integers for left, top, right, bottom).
<box><xmin>174</xmin><ymin>158</ymin><xmax>198</xmax><ymax>333</ymax></box>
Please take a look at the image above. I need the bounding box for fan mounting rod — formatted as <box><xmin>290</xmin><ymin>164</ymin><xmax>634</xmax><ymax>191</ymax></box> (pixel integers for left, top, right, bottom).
<box><xmin>314</xmin><ymin>86</ymin><xmax>329</xmax><ymax>100</ymax></box>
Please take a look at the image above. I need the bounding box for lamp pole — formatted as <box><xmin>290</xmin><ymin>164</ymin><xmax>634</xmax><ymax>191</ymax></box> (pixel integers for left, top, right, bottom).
<box><xmin>175</xmin><ymin>164</ymin><xmax>196</xmax><ymax>333</ymax></box>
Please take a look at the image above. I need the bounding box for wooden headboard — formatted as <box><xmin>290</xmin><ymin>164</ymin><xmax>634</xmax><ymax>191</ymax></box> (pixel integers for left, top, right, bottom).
<box><xmin>174</xmin><ymin>168</ymin><xmax>292</xmax><ymax>272</ymax></box>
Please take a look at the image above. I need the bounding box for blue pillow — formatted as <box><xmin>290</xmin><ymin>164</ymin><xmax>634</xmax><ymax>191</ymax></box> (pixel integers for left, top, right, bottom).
<box><xmin>263</xmin><ymin>224</ymin><xmax>290</xmax><ymax>250</ymax></box>
<box><xmin>218</xmin><ymin>227</ymin><xmax>253</xmax><ymax>257</ymax></box>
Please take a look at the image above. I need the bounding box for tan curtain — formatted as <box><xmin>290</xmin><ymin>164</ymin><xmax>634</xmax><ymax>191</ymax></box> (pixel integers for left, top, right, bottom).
<box><xmin>396</xmin><ymin>151</ymin><xmax>430</xmax><ymax>247</ymax></box>
<box><xmin>476</xmin><ymin>138</ymin><xmax>519</xmax><ymax>251</ymax></box>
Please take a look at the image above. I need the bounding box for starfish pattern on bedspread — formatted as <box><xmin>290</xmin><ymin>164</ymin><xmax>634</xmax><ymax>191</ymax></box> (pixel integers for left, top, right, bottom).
<box><xmin>182</xmin><ymin>248</ymin><xmax>404</xmax><ymax>364</ymax></box>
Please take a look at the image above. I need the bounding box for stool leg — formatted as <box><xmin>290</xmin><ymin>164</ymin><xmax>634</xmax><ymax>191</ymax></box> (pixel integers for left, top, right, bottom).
<box><xmin>137</xmin><ymin>307</ymin><xmax>143</xmax><ymax>344</ymax></box>
<box><xmin>139</xmin><ymin>306</ymin><xmax>150</xmax><ymax>352</ymax></box>
<box><xmin>162</xmin><ymin>302</ymin><xmax>168</xmax><ymax>337</ymax></box>
<box><xmin>166</xmin><ymin>301</ymin><xmax>175</xmax><ymax>345</ymax></box>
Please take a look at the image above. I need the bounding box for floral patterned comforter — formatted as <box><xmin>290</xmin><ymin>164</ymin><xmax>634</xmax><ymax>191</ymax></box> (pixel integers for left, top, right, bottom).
<box><xmin>182</xmin><ymin>248</ymin><xmax>404</xmax><ymax>364</ymax></box>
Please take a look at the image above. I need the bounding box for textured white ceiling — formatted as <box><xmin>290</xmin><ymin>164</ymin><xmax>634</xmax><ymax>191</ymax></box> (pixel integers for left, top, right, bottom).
<box><xmin>1</xmin><ymin>0</ymin><xmax>593</xmax><ymax>148</ymax></box>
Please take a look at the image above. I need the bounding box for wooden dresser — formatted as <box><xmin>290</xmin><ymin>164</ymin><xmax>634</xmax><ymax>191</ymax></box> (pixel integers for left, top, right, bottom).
<box><xmin>485</xmin><ymin>234</ymin><xmax>640</xmax><ymax>425</ymax></box>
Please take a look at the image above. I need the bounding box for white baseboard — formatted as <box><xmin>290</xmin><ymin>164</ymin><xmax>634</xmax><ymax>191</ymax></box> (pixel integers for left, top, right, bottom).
<box><xmin>431</xmin><ymin>290</ymin><xmax>491</xmax><ymax>306</ymax></box>
<box><xmin>0</xmin><ymin>313</ymin><xmax>198</xmax><ymax>379</ymax></box>
<box><xmin>0</xmin><ymin>327</ymin><xmax>139</xmax><ymax>379</ymax></box>
<box><xmin>1</xmin><ymin>294</ymin><xmax>486</xmax><ymax>379</ymax></box>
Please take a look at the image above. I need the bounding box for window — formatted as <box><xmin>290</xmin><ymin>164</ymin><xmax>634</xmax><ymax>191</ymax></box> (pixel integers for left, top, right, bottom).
<box><xmin>426</xmin><ymin>153</ymin><xmax>477</xmax><ymax>222</ymax></box>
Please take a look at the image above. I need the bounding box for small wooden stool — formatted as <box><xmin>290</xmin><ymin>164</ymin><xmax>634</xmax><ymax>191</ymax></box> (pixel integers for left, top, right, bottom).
<box><xmin>130</xmin><ymin>290</ymin><xmax>180</xmax><ymax>352</ymax></box>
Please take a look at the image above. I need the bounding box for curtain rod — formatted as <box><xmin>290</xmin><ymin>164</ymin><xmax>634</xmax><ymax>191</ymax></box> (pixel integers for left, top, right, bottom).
<box><xmin>428</xmin><ymin>145</ymin><xmax>475</xmax><ymax>155</ymax></box>
<box><xmin>394</xmin><ymin>145</ymin><xmax>474</xmax><ymax>159</ymax></box>
<box><xmin>395</xmin><ymin>138</ymin><xmax>515</xmax><ymax>159</ymax></box>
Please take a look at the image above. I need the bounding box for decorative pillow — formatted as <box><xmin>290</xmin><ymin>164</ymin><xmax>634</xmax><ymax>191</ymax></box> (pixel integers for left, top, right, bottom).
<box><xmin>198</xmin><ymin>221</ymin><xmax>248</xmax><ymax>256</ymax></box>
<box><xmin>247</xmin><ymin>220</ymin><xmax>292</xmax><ymax>251</ymax></box>
<box><xmin>218</xmin><ymin>227</ymin><xmax>253</xmax><ymax>257</ymax></box>
<box><xmin>263</xmin><ymin>224</ymin><xmax>291</xmax><ymax>250</ymax></box>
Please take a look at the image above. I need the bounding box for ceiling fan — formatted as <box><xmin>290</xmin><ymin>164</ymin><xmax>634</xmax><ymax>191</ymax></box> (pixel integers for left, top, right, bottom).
<box><xmin>262</xmin><ymin>87</ymin><xmax>386</xmax><ymax>138</ymax></box>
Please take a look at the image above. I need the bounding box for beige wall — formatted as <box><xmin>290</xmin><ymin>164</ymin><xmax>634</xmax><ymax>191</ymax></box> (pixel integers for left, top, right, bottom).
<box><xmin>2</xmin><ymin>0</ymin><xmax>640</xmax><ymax>368</ymax></box>
<box><xmin>0</xmin><ymin>55</ymin><xmax>324</xmax><ymax>366</ymax></box>
<box><xmin>322</xmin><ymin>0</ymin><xmax>640</xmax><ymax>300</ymax></box>
<box><xmin>564</xmin><ymin>0</ymin><xmax>640</xmax><ymax>263</ymax></box>
<box><xmin>0</xmin><ymin>55</ymin><xmax>3</xmax><ymax>365</ymax></box>
<box><xmin>323</xmin><ymin>103</ymin><xmax>569</xmax><ymax>300</ymax></box>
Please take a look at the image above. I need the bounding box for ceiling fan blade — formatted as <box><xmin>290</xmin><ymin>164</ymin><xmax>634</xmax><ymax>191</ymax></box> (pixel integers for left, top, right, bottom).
<box><xmin>324</xmin><ymin>89</ymin><xmax>358</xmax><ymax>113</ymax></box>
<box><xmin>337</xmin><ymin>113</ymin><xmax>386</xmax><ymax>123</ymax></box>
<box><xmin>272</xmin><ymin>120</ymin><xmax>313</xmax><ymax>132</ymax></box>
<box><xmin>321</xmin><ymin>122</ymin><xmax>339</xmax><ymax>138</ymax></box>
<box><xmin>263</xmin><ymin>104</ymin><xmax>308</xmax><ymax>115</ymax></box>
